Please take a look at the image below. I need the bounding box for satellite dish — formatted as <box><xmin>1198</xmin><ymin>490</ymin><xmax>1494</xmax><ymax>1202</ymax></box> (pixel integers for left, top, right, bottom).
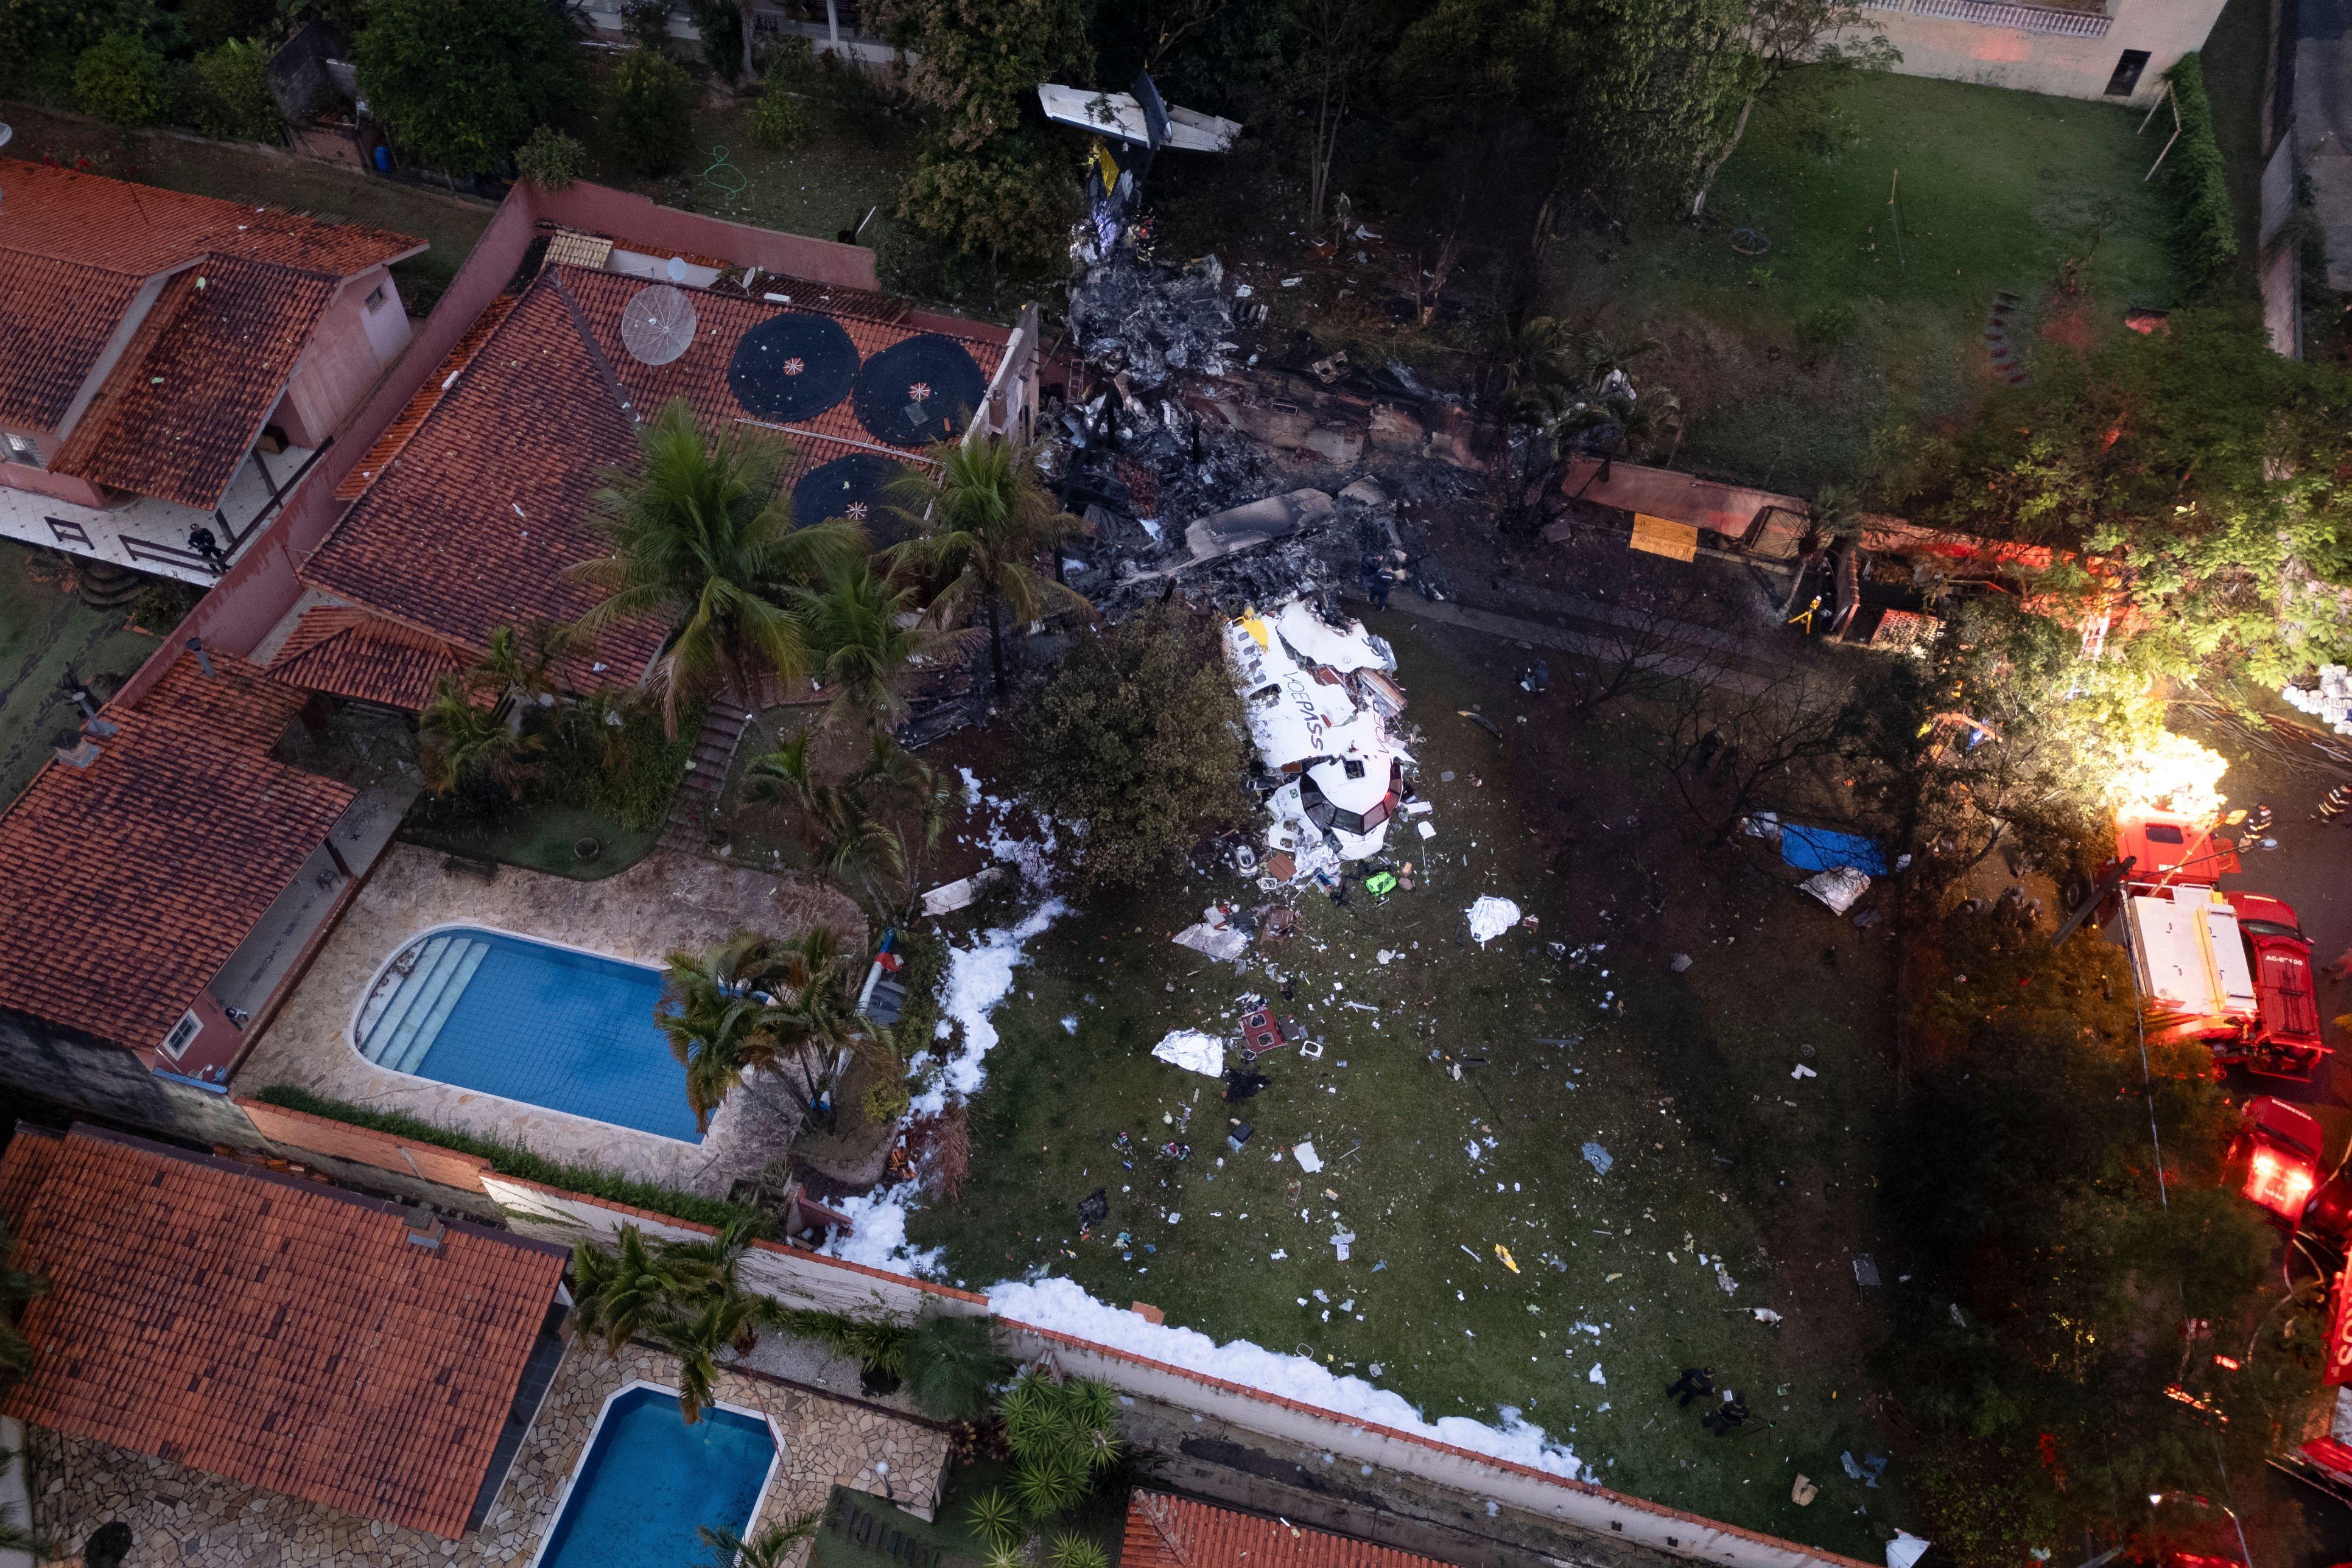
<box><xmin>664</xmin><ymin>254</ymin><xmax>688</xmax><ymax>282</ymax></box>
<box><xmin>620</xmin><ymin>284</ymin><xmax>698</xmax><ymax>366</ymax></box>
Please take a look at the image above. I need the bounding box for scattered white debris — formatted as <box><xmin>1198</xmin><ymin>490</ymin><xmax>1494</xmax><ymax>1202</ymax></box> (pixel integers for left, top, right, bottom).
<box><xmin>1715</xmin><ymin>1264</ymin><xmax>1739</xmax><ymax>1295</ymax></box>
<box><xmin>1294</xmin><ymin>1141</ymin><xmax>1324</xmax><ymax>1172</ymax></box>
<box><xmin>1791</xmin><ymin>1062</ymin><xmax>1817</xmax><ymax>1080</ymax></box>
<box><xmin>1753</xmin><ymin>1308</ymin><xmax>1783</xmax><ymax>1325</ymax></box>
<box><xmin>1151</xmin><ymin>1029</ymin><xmax>1226</xmax><ymax>1077</ymax></box>
<box><xmin>1061</xmin><ymin>1015</ymin><xmax>1079</xmax><ymax>1035</ymax></box>
<box><xmin>1887</xmin><ymin>1533</ymin><xmax>1933</xmax><ymax>1568</ymax></box>
<box><xmin>920</xmin><ymin>865</ymin><xmax>1004</xmax><ymax>917</ymax></box>
<box><xmin>1587</xmin><ymin>1363</ymin><xmax>1606</xmax><ymax>1385</ymax></box>
<box><xmin>1800</xmin><ymin>867</ymin><xmax>1869</xmax><ymax>915</ymax></box>
<box><xmin>1331</xmin><ymin>1230</ymin><xmax>1355</xmax><ymax>1261</ymax></box>
<box><xmin>1467</xmin><ymin>897</ymin><xmax>1522</xmax><ymax>945</ymax></box>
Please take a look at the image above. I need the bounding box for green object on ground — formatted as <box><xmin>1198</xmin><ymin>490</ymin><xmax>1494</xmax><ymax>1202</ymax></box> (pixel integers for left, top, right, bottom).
<box><xmin>1365</xmin><ymin>872</ymin><xmax>1398</xmax><ymax>896</ymax></box>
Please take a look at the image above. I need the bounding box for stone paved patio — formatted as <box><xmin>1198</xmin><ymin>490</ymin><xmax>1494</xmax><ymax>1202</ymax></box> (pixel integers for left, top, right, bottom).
<box><xmin>27</xmin><ymin>1336</ymin><xmax>952</xmax><ymax>1568</ymax></box>
<box><xmin>234</xmin><ymin>841</ymin><xmax>864</xmax><ymax>1195</ymax></box>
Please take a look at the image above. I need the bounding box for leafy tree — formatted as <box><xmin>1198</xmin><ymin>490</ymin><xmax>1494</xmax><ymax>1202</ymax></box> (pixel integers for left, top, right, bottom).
<box><xmin>751</xmin><ymin>71</ymin><xmax>808</xmax><ymax>150</ymax></box>
<box><xmin>569</xmin><ymin>1225</ymin><xmax>681</xmax><ymax>1357</ymax></box>
<box><xmin>1019</xmin><ymin>604</ymin><xmax>1252</xmax><ymax>888</ymax></box>
<box><xmin>746</xmin><ymin>731</ymin><xmax>949</xmax><ymax>920</ymax></box>
<box><xmin>657</xmin><ymin>926</ymin><xmax>871</xmax><ymax>1132</ymax></box>
<box><xmin>877</xmin><ymin>0</ymin><xmax>1092</xmax><ymax>275</ymax></box>
<box><xmin>0</xmin><ymin>0</ymin><xmax>175</xmax><ymax>97</ymax></box>
<box><xmin>798</xmin><ymin>558</ymin><xmax>982</xmax><ymax>733</ymax></box>
<box><xmin>181</xmin><ymin>0</ymin><xmax>275</xmax><ymax>52</ymax></box>
<box><xmin>898</xmin><ymin>136</ymin><xmax>1078</xmax><ymax>286</ymax></box>
<box><xmin>609</xmin><ymin>46</ymin><xmax>697</xmax><ymax>178</ymax></box>
<box><xmin>75</xmin><ymin>33</ymin><xmax>173</xmax><ymax>128</ymax></box>
<box><xmin>184</xmin><ymin>38</ymin><xmax>283</xmax><ymax>141</ymax></box>
<box><xmin>1286</xmin><ymin>0</ymin><xmax>1374</xmax><ymax>229</ymax></box>
<box><xmin>515</xmin><ymin>124</ymin><xmax>586</xmax><ymax>188</ymax></box>
<box><xmin>885</xmin><ymin>438</ymin><xmax>1087</xmax><ymax>693</ymax></box>
<box><xmin>575</xmin><ymin>399</ymin><xmax>865</xmax><ymax>735</ymax></box>
<box><xmin>999</xmin><ymin>1367</ymin><xmax>1122</xmax><ymax>1522</ymax></box>
<box><xmin>1565</xmin><ymin>0</ymin><xmax>1755</xmax><ymax>217</ymax></box>
<box><xmin>353</xmin><ymin>0</ymin><xmax>580</xmax><ymax>175</ymax></box>
<box><xmin>1685</xmin><ymin>0</ymin><xmax>1897</xmax><ymax>218</ymax></box>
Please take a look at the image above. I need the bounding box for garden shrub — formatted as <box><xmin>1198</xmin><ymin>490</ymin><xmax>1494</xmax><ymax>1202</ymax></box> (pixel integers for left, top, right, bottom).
<box><xmin>2159</xmin><ymin>54</ymin><xmax>2236</xmax><ymax>295</ymax></box>
<box><xmin>752</xmin><ymin>72</ymin><xmax>808</xmax><ymax>150</ymax></box>
<box><xmin>75</xmin><ymin>33</ymin><xmax>172</xmax><ymax>127</ymax></box>
<box><xmin>183</xmin><ymin>39</ymin><xmax>281</xmax><ymax>141</ymax></box>
<box><xmin>537</xmin><ymin>695</ymin><xmax>700</xmax><ymax>831</ymax></box>
<box><xmin>608</xmin><ymin>45</ymin><xmax>695</xmax><ymax>177</ymax></box>
<box><xmin>251</xmin><ymin>1085</ymin><xmax>767</xmax><ymax>1231</ymax></box>
<box><xmin>515</xmin><ymin>124</ymin><xmax>586</xmax><ymax>189</ymax></box>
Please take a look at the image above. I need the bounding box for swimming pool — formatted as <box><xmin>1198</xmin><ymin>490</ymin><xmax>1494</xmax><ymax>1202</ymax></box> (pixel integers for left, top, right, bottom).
<box><xmin>354</xmin><ymin>926</ymin><xmax>700</xmax><ymax>1142</ymax></box>
<box><xmin>533</xmin><ymin>1384</ymin><xmax>780</xmax><ymax>1568</ymax></box>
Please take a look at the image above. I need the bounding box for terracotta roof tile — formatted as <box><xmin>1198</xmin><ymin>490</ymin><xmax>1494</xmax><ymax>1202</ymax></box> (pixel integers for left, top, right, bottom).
<box><xmin>0</xmin><ymin>1124</ymin><xmax>566</xmax><ymax>1539</ymax></box>
<box><xmin>0</xmin><ymin>159</ymin><xmax>423</xmax><ymax>278</ymax></box>
<box><xmin>335</xmin><ymin>295</ymin><xmax>517</xmax><ymax>500</ymax></box>
<box><xmin>301</xmin><ymin>276</ymin><xmax>663</xmax><ymax>677</ymax></box>
<box><xmin>265</xmin><ymin>606</ymin><xmax>467</xmax><ymax>709</ymax></box>
<box><xmin>1122</xmin><ymin>1491</ymin><xmax>1456</xmax><ymax>1568</ymax></box>
<box><xmin>51</xmin><ymin>256</ymin><xmax>339</xmax><ymax>509</ymax></box>
<box><xmin>0</xmin><ymin>251</ymin><xmax>147</xmax><ymax>431</ymax></box>
<box><xmin>0</xmin><ymin>651</ymin><xmax>356</xmax><ymax>1051</ymax></box>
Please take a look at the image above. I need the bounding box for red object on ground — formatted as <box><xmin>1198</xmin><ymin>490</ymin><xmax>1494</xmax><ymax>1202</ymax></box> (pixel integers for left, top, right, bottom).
<box><xmin>2328</xmin><ymin>1263</ymin><xmax>2352</xmax><ymax>1387</ymax></box>
<box><xmin>2228</xmin><ymin>1097</ymin><xmax>2323</xmax><ymax>1227</ymax></box>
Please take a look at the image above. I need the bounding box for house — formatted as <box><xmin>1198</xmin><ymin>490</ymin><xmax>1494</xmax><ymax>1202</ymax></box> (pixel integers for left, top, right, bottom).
<box><xmin>0</xmin><ymin>160</ymin><xmax>424</xmax><ymax>584</ymax></box>
<box><xmin>0</xmin><ymin>1122</ymin><xmax>570</xmax><ymax>1540</ymax></box>
<box><xmin>1849</xmin><ymin>0</ymin><xmax>2219</xmax><ymax>108</ymax></box>
<box><xmin>251</xmin><ymin>227</ymin><xmax>1022</xmax><ymax>715</ymax></box>
<box><xmin>1123</xmin><ymin>1490</ymin><xmax>1457</xmax><ymax>1568</ymax></box>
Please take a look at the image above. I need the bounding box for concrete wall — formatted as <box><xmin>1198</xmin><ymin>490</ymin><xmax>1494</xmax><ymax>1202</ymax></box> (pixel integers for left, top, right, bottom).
<box><xmin>0</xmin><ymin>1013</ymin><xmax>261</xmax><ymax>1152</ymax></box>
<box><xmin>238</xmin><ymin>1094</ymin><xmax>497</xmax><ymax>1189</ymax></box>
<box><xmin>278</xmin><ymin>267</ymin><xmax>411</xmax><ymax>448</ymax></box>
<box><xmin>0</xmin><ymin>460</ymin><xmax>106</xmax><ymax>508</ymax></box>
<box><xmin>449</xmin><ymin>1177</ymin><xmax>1869</xmax><ymax>1568</ymax></box>
<box><xmin>1852</xmin><ymin>0</ymin><xmax>2223</xmax><ymax>106</ymax></box>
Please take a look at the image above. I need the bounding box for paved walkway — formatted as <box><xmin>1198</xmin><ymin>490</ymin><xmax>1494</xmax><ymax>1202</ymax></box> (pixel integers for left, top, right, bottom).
<box><xmin>26</xmin><ymin>1337</ymin><xmax>951</xmax><ymax>1567</ymax></box>
<box><xmin>235</xmin><ymin>841</ymin><xmax>863</xmax><ymax>1195</ymax></box>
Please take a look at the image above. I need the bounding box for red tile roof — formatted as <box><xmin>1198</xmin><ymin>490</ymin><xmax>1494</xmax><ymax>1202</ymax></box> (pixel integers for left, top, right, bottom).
<box><xmin>0</xmin><ymin>159</ymin><xmax>423</xmax><ymax>278</ymax></box>
<box><xmin>0</xmin><ymin>251</ymin><xmax>147</xmax><ymax>431</ymax></box>
<box><xmin>49</xmin><ymin>256</ymin><xmax>340</xmax><ymax>509</ymax></box>
<box><xmin>336</xmin><ymin>295</ymin><xmax>518</xmax><ymax>500</ymax></box>
<box><xmin>0</xmin><ymin>650</ymin><xmax>356</xmax><ymax>1052</ymax></box>
<box><xmin>300</xmin><ymin>264</ymin><xmax>1002</xmax><ymax>696</ymax></box>
<box><xmin>301</xmin><ymin>276</ymin><xmax>664</xmax><ymax>682</ymax></box>
<box><xmin>0</xmin><ymin>1124</ymin><xmax>567</xmax><ymax>1539</ymax></box>
<box><xmin>1122</xmin><ymin>1492</ymin><xmax>1456</xmax><ymax>1568</ymax></box>
<box><xmin>265</xmin><ymin>604</ymin><xmax>467</xmax><ymax>710</ymax></box>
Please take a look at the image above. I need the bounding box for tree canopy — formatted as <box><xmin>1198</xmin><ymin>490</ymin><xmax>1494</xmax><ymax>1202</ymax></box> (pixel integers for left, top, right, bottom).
<box><xmin>353</xmin><ymin>0</ymin><xmax>581</xmax><ymax>175</ymax></box>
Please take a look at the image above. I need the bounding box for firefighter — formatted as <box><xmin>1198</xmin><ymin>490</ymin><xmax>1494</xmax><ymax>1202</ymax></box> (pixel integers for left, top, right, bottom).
<box><xmin>1665</xmin><ymin>1367</ymin><xmax>1715</xmax><ymax>1407</ymax></box>
<box><xmin>2318</xmin><ymin>785</ymin><xmax>2352</xmax><ymax>824</ymax></box>
<box><xmin>2237</xmin><ymin>802</ymin><xmax>2273</xmax><ymax>851</ymax></box>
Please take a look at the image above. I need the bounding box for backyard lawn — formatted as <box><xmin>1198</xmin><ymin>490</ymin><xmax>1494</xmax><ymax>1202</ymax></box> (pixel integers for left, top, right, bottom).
<box><xmin>890</xmin><ymin>617</ymin><xmax>1912</xmax><ymax>1558</ymax></box>
<box><xmin>1555</xmin><ymin>69</ymin><xmax>2177</xmax><ymax>494</ymax></box>
<box><xmin>0</xmin><ymin>545</ymin><xmax>161</xmax><ymax>806</ymax></box>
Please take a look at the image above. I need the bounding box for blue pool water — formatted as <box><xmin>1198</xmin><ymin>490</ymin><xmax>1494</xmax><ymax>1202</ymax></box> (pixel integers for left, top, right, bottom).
<box><xmin>355</xmin><ymin>928</ymin><xmax>700</xmax><ymax>1142</ymax></box>
<box><xmin>539</xmin><ymin>1387</ymin><xmax>776</xmax><ymax>1568</ymax></box>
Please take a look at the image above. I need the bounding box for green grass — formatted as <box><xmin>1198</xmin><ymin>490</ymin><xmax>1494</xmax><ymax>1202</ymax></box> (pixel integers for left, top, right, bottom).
<box><xmin>401</xmin><ymin>802</ymin><xmax>662</xmax><ymax>880</ymax></box>
<box><xmin>0</xmin><ymin>103</ymin><xmax>496</xmax><ymax>307</ymax></box>
<box><xmin>906</xmin><ymin>618</ymin><xmax>1907</xmax><ymax>1558</ymax></box>
<box><xmin>1560</xmin><ymin>69</ymin><xmax>2176</xmax><ymax>493</ymax></box>
<box><xmin>0</xmin><ymin>544</ymin><xmax>163</xmax><ymax>805</ymax></box>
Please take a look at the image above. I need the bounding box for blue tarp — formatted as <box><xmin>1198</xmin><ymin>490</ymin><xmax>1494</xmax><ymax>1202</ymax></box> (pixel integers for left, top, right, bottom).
<box><xmin>1780</xmin><ymin>823</ymin><xmax>1889</xmax><ymax>876</ymax></box>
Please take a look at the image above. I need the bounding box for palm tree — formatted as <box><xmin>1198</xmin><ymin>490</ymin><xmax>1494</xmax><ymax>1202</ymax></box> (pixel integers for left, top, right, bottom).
<box><xmin>746</xmin><ymin>732</ymin><xmax>949</xmax><ymax>922</ymax></box>
<box><xmin>902</xmin><ymin>1313</ymin><xmax>1009</xmax><ymax>1421</ymax></box>
<box><xmin>697</xmin><ymin>1511</ymin><xmax>822</xmax><ymax>1568</ymax></box>
<box><xmin>574</xmin><ymin>397</ymin><xmax>867</xmax><ymax>737</ymax></box>
<box><xmin>657</xmin><ymin>926</ymin><xmax>872</xmax><ymax>1132</ymax></box>
<box><xmin>796</xmin><ymin>558</ymin><xmax>983</xmax><ymax>733</ymax></box>
<box><xmin>649</xmin><ymin>1286</ymin><xmax>776</xmax><ymax>1423</ymax></box>
<box><xmin>569</xmin><ymin>1226</ymin><xmax>681</xmax><ymax>1357</ymax></box>
<box><xmin>884</xmin><ymin>438</ymin><xmax>1089</xmax><ymax>694</ymax></box>
<box><xmin>419</xmin><ymin>674</ymin><xmax>543</xmax><ymax>800</ymax></box>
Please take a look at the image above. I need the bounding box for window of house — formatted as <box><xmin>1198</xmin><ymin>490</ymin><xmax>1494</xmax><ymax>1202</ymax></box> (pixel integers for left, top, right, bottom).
<box><xmin>2</xmin><ymin>432</ymin><xmax>41</xmax><ymax>469</ymax></box>
<box><xmin>2105</xmin><ymin>50</ymin><xmax>2151</xmax><ymax>96</ymax></box>
<box><xmin>364</xmin><ymin>285</ymin><xmax>387</xmax><ymax>312</ymax></box>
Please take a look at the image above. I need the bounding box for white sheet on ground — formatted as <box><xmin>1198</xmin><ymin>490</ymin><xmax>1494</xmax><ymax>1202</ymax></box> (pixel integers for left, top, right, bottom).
<box><xmin>1800</xmin><ymin>867</ymin><xmax>1869</xmax><ymax>914</ymax></box>
<box><xmin>1152</xmin><ymin>1029</ymin><xmax>1226</xmax><ymax>1076</ymax></box>
<box><xmin>1467</xmin><ymin>896</ymin><xmax>1522</xmax><ymax>945</ymax></box>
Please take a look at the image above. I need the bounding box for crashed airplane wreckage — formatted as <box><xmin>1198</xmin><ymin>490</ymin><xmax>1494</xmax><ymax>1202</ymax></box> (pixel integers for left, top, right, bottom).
<box><xmin>1225</xmin><ymin>597</ymin><xmax>1415</xmax><ymax>883</ymax></box>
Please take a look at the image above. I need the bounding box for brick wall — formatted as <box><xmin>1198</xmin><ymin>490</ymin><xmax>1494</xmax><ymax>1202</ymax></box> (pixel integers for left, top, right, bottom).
<box><xmin>236</xmin><ymin>1096</ymin><xmax>494</xmax><ymax>1191</ymax></box>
